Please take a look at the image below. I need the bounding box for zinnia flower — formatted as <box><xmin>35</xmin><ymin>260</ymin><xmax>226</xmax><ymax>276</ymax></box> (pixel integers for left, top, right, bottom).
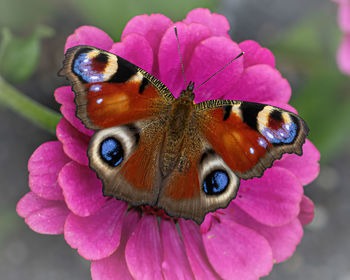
<box><xmin>17</xmin><ymin>8</ymin><xmax>320</xmax><ymax>279</ymax></box>
<box><xmin>335</xmin><ymin>0</ymin><xmax>350</xmax><ymax>75</ymax></box>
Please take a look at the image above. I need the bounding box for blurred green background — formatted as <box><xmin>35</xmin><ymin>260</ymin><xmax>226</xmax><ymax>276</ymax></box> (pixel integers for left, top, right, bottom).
<box><xmin>0</xmin><ymin>0</ymin><xmax>349</xmax><ymax>279</ymax></box>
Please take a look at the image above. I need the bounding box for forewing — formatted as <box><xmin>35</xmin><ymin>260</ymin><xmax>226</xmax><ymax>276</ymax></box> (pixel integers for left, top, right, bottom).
<box><xmin>59</xmin><ymin>45</ymin><xmax>174</xmax><ymax>130</ymax></box>
<box><xmin>195</xmin><ymin>100</ymin><xmax>309</xmax><ymax>179</ymax></box>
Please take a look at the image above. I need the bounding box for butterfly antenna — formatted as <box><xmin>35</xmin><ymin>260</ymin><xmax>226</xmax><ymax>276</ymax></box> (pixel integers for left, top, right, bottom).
<box><xmin>174</xmin><ymin>26</ymin><xmax>187</xmax><ymax>87</ymax></box>
<box><xmin>193</xmin><ymin>51</ymin><xmax>244</xmax><ymax>91</ymax></box>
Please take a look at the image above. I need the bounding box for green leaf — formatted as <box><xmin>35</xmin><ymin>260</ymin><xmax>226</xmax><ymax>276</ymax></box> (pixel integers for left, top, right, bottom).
<box><xmin>71</xmin><ymin>0</ymin><xmax>216</xmax><ymax>40</ymax></box>
<box><xmin>0</xmin><ymin>25</ymin><xmax>54</xmax><ymax>83</ymax></box>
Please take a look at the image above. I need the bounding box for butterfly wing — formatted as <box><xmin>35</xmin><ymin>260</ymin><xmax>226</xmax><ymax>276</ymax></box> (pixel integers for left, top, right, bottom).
<box><xmin>59</xmin><ymin>45</ymin><xmax>172</xmax><ymax>206</ymax></box>
<box><xmin>156</xmin><ymin>132</ymin><xmax>240</xmax><ymax>224</ymax></box>
<box><xmin>156</xmin><ymin>99</ymin><xmax>308</xmax><ymax>223</ymax></box>
<box><xmin>195</xmin><ymin>99</ymin><xmax>309</xmax><ymax>179</ymax></box>
<box><xmin>59</xmin><ymin>45</ymin><xmax>174</xmax><ymax>130</ymax></box>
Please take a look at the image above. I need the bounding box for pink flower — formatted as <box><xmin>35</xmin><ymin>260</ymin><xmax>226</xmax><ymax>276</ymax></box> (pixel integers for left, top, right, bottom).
<box><xmin>335</xmin><ymin>0</ymin><xmax>350</xmax><ymax>74</ymax></box>
<box><xmin>17</xmin><ymin>8</ymin><xmax>320</xmax><ymax>280</ymax></box>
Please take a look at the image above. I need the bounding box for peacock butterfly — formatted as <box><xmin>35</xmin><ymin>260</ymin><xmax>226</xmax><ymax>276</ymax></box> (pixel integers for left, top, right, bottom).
<box><xmin>59</xmin><ymin>45</ymin><xmax>308</xmax><ymax>224</ymax></box>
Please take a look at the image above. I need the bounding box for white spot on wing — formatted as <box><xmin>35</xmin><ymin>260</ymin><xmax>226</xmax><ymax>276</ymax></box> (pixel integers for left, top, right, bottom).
<box><xmin>90</xmin><ymin>84</ymin><xmax>102</xmax><ymax>92</ymax></box>
<box><xmin>128</xmin><ymin>72</ymin><xmax>143</xmax><ymax>82</ymax></box>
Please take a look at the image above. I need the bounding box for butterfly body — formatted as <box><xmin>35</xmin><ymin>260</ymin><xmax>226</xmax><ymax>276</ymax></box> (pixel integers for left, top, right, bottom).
<box><xmin>60</xmin><ymin>45</ymin><xmax>309</xmax><ymax>224</ymax></box>
<box><xmin>159</xmin><ymin>83</ymin><xmax>196</xmax><ymax>177</ymax></box>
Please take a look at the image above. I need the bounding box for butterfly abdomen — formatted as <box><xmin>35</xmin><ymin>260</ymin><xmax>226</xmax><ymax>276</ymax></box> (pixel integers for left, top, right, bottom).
<box><xmin>159</xmin><ymin>96</ymin><xmax>195</xmax><ymax>177</ymax></box>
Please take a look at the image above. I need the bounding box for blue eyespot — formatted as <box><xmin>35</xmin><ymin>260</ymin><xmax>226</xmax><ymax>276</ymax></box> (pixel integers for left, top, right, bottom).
<box><xmin>100</xmin><ymin>138</ymin><xmax>124</xmax><ymax>167</ymax></box>
<box><xmin>261</xmin><ymin>122</ymin><xmax>297</xmax><ymax>144</ymax></box>
<box><xmin>73</xmin><ymin>53</ymin><xmax>105</xmax><ymax>83</ymax></box>
<box><xmin>203</xmin><ymin>170</ymin><xmax>229</xmax><ymax>195</ymax></box>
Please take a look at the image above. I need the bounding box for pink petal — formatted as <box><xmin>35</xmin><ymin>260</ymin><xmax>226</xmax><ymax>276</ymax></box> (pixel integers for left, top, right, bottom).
<box><xmin>226</xmin><ymin>205</ymin><xmax>303</xmax><ymax>263</ymax></box>
<box><xmin>91</xmin><ymin>211</ymin><xmax>140</xmax><ymax>280</ymax></box>
<box><xmin>64</xmin><ymin>199</ymin><xmax>127</xmax><ymax>260</ymax></box>
<box><xmin>199</xmin><ymin>214</ymin><xmax>213</xmax><ymax>234</ymax></box>
<box><xmin>54</xmin><ymin>86</ymin><xmax>94</xmax><ymax>137</ymax></box>
<box><xmin>203</xmin><ymin>218</ymin><xmax>273</xmax><ymax>280</ymax></box>
<box><xmin>125</xmin><ymin>215</ymin><xmax>163</xmax><ymax>280</ymax></box>
<box><xmin>337</xmin><ymin>34</ymin><xmax>350</xmax><ymax>75</ymax></box>
<box><xmin>179</xmin><ymin>220</ymin><xmax>220</xmax><ymax>279</ymax></box>
<box><xmin>158</xmin><ymin>22</ymin><xmax>211</xmax><ymax>96</ymax></box>
<box><xmin>111</xmin><ymin>33</ymin><xmax>154</xmax><ymax>73</ymax></box>
<box><xmin>160</xmin><ymin>220</ymin><xmax>194</xmax><ymax>279</ymax></box>
<box><xmin>28</xmin><ymin>141</ymin><xmax>68</xmax><ymax>200</ymax></box>
<box><xmin>64</xmin><ymin>26</ymin><xmax>114</xmax><ymax>52</ymax></box>
<box><xmin>227</xmin><ymin>64</ymin><xmax>291</xmax><ymax>103</ymax></box>
<box><xmin>121</xmin><ymin>13</ymin><xmax>173</xmax><ymax>75</ymax></box>
<box><xmin>337</xmin><ymin>0</ymin><xmax>350</xmax><ymax>32</ymax></box>
<box><xmin>184</xmin><ymin>8</ymin><xmax>230</xmax><ymax>38</ymax></box>
<box><xmin>235</xmin><ymin>167</ymin><xmax>303</xmax><ymax>227</ymax></box>
<box><xmin>56</xmin><ymin>118</ymin><xmax>90</xmax><ymax>166</ymax></box>
<box><xmin>298</xmin><ymin>195</ymin><xmax>315</xmax><ymax>226</ymax></box>
<box><xmin>58</xmin><ymin>161</ymin><xmax>106</xmax><ymax>217</ymax></box>
<box><xmin>17</xmin><ymin>192</ymin><xmax>70</xmax><ymax>234</ymax></box>
<box><xmin>187</xmin><ymin>36</ymin><xmax>244</xmax><ymax>103</ymax></box>
<box><xmin>239</xmin><ymin>40</ymin><xmax>275</xmax><ymax>68</ymax></box>
<box><xmin>274</xmin><ymin>140</ymin><xmax>320</xmax><ymax>186</ymax></box>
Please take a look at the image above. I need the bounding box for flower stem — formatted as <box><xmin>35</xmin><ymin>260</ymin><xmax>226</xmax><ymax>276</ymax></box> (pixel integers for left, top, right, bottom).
<box><xmin>0</xmin><ymin>76</ymin><xmax>60</xmax><ymax>134</ymax></box>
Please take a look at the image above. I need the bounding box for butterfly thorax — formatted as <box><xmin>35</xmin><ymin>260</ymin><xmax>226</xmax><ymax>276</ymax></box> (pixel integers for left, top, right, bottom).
<box><xmin>159</xmin><ymin>85</ymin><xmax>195</xmax><ymax>177</ymax></box>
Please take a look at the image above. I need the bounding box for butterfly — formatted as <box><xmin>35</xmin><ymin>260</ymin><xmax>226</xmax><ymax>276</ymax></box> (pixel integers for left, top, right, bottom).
<box><xmin>59</xmin><ymin>45</ymin><xmax>308</xmax><ymax>224</ymax></box>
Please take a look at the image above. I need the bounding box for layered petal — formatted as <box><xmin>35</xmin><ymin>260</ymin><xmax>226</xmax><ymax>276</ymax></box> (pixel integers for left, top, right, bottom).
<box><xmin>91</xmin><ymin>211</ymin><xmax>140</xmax><ymax>280</ymax></box>
<box><xmin>298</xmin><ymin>195</ymin><xmax>315</xmax><ymax>226</ymax></box>
<box><xmin>203</xmin><ymin>218</ymin><xmax>273</xmax><ymax>280</ymax></box>
<box><xmin>226</xmin><ymin>205</ymin><xmax>303</xmax><ymax>263</ymax></box>
<box><xmin>179</xmin><ymin>220</ymin><xmax>220</xmax><ymax>280</ymax></box>
<box><xmin>125</xmin><ymin>215</ymin><xmax>163</xmax><ymax>280</ymax></box>
<box><xmin>228</xmin><ymin>64</ymin><xmax>291</xmax><ymax>103</ymax></box>
<box><xmin>186</xmin><ymin>36</ymin><xmax>243</xmax><ymax>102</ymax></box>
<box><xmin>158</xmin><ymin>22</ymin><xmax>212</xmax><ymax>95</ymax></box>
<box><xmin>64</xmin><ymin>26</ymin><xmax>114</xmax><ymax>52</ymax></box>
<box><xmin>64</xmin><ymin>199</ymin><xmax>127</xmax><ymax>260</ymax></box>
<box><xmin>111</xmin><ymin>33</ymin><xmax>154</xmax><ymax>73</ymax></box>
<box><xmin>239</xmin><ymin>40</ymin><xmax>275</xmax><ymax>68</ymax></box>
<box><xmin>235</xmin><ymin>167</ymin><xmax>303</xmax><ymax>226</ymax></box>
<box><xmin>274</xmin><ymin>140</ymin><xmax>320</xmax><ymax>185</ymax></box>
<box><xmin>54</xmin><ymin>86</ymin><xmax>94</xmax><ymax>136</ymax></box>
<box><xmin>58</xmin><ymin>161</ymin><xmax>106</xmax><ymax>217</ymax></box>
<box><xmin>183</xmin><ymin>8</ymin><xmax>231</xmax><ymax>37</ymax></box>
<box><xmin>122</xmin><ymin>13</ymin><xmax>173</xmax><ymax>75</ymax></box>
<box><xmin>56</xmin><ymin>118</ymin><xmax>90</xmax><ymax>166</ymax></box>
<box><xmin>17</xmin><ymin>192</ymin><xmax>69</xmax><ymax>234</ymax></box>
<box><xmin>28</xmin><ymin>141</ymin><xmax>68</xmax><ymax>200</ymax></box>
<box><xmin>160</xmin><ymin>220</ymin><xmax>194</xmax><ymax>279</ymax></box>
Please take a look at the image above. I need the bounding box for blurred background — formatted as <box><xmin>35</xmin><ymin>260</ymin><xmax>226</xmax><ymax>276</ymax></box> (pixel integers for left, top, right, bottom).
<box><xmin>0</xmin><ymin>0</ymin><xmax>349</xmax><ymax>279</ymax></box>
